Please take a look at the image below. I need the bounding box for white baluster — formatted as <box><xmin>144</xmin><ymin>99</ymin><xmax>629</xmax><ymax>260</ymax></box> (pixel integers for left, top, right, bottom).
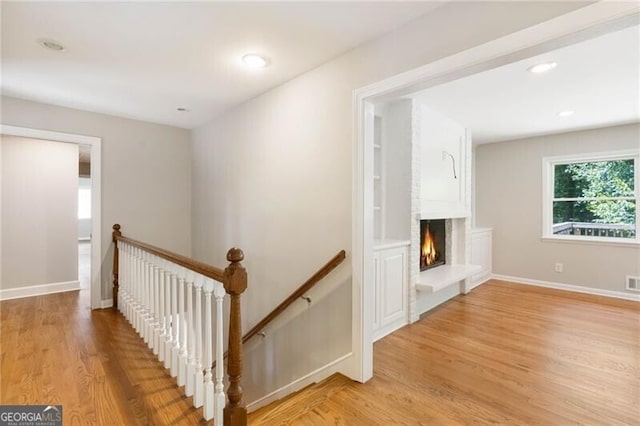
<box><xmin>157</xmin><ymin>259</ymin><xmax>166</xmax><ymax>362</ymax></box>
<box><xmin>170</xmin><ymin>265</ymin><xmax>180</xmax><ymax>377</ymax></box>
<box><xmin>133</xmin><ymin>247</ymin><xmax>141</xmax><ymax>331</ymax></box>
<box><xmin>185</xmin><ymin>271</ymin><xmax>195</xmax><ymax>397</ymax></box>
<box><xmin>122</xmin><ymin>243</ymin><xmax>130</xmax><ymax>317</ymax></box>
<box><xmin>118</xmin><ymin>243</ymin><xmax>125</xmax><ymax>315</ymax></box>
<box><xmin>177</xmin><ymin>269</ymin><xmax>187</xmax><ymax>386</ymax></box>
<box><xmin>141</xmin><ymin>251</ymin><xmax>149</xmax><ymax>343</ymax></box>
<box><xmin>193</xmin><ymin>275</ymin><xmax>204</xmax><ymax>408</ymax></box>
<box><xmin>123</xmin><ymin>244</ymin><xmax>133</xmax><ymax>321</ymax></box>
<box><xmin>163</xmin><ymin>260</ymin><xmax>172</xmax><ymax>370</ymax></box>
<box><xmin>137</xmin><ymin>248</ymin><xmax>144</xmax><ymax>334</ymax></box>
<box><xmin>146</xmin><ymin>252</ymin><xmax>154</xmax><ymax>344</ymax></box>
<box><xmin>203</xmin><ymin>278</ymin><xmax>214</xmax><ymax>420</ymax></box>
<box><xmin>152</xmin><ymin>256</ymin><xmax>161</xmax><ymax>355</ymax></box>
<box><xmin>147</xmin><ymin>254</ymin><xmax>154</xmax><ymax>347</ymax></box>
<box><xmin>214</xmin><ymin>283</ymin><xmax>226</xmax><ymax>423</ymax></box>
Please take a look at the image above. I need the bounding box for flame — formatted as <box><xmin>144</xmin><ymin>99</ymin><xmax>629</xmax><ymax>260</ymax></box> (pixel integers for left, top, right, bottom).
<box><xmin>421</xmin><ymin>225</ymin><xmax>438</xmax><ymax>266</ymax></box>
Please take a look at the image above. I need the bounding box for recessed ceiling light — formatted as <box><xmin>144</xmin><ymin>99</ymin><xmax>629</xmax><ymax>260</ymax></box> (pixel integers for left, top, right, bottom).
<box><xmin>37</xmin><ymin>38</ymin><xmax>65</xmax><ymax>52</ymax></box>
<box><xmin>527</xmin><ymin>62</ymin><xmax>557</xmax><ymax>73</ymax></box>
<box><xmin>177</xmin><ymin>107</ymin><xmax>190</xmax><ymax>112</ymax></box>
<box><xmin>242</xmin><ymin>54</ymin><xmax>269</xmax><ymax>69</ymax></box>
<box><xmin>558</xmin><ymin>110</ymin><xmax>575</xmax><ymax>117</ymax></box>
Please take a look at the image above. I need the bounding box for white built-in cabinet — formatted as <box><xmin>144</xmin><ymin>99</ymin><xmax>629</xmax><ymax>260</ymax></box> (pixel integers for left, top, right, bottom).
<box><xmin>470</xmin><ymin>228</ymin><xmax>492</xmax><ymax>288</ymax></box>
<box><xmin>373</xmin><ymin>242</ymin><xmax>409</xmax><ymax>341</ymax></box>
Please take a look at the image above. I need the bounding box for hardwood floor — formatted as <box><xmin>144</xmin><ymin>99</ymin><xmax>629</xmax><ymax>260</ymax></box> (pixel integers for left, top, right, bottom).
<box><xmin>0</xmin><ymin>290</ymin><xmax>207</xmax><ymax>425</ymax></box>
<box><xmin>250</xmin><ymin>280</ymin><xmax>640</xmax><ymax>425</ymax></box>
<box><xmin>1</xmin><ymin>281</ymin><xmax>638</xmax><ymax>425</ymax></box>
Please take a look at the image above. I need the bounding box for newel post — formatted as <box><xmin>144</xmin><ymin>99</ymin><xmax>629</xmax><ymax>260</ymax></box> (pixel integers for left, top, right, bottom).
<box><xmin>112</xmin><ymin>224</ymin><xmax>122</xmax><ymax>309</ymax></box>
<box><xmin>223</xmin><ymin>248</ymin><xmax>248</xmax><ymax>426</ymax></box>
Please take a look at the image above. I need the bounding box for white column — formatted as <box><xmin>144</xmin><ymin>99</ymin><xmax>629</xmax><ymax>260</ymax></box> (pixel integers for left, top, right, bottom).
<box><xmin>213</xmin><ymin>283</ymin><xmax>226</xmax><ymax>423</ymax></box>
<box><xmin>193</xmin><ymin>276</ymin><xmax>204</xmax><ymax>408</ymax></box>
<box><xmin>185</xmin><ymin>272</ymin><xmax>195</xmax><ymax>397</ymax></box>
<box><xmin>202</xmin><ymin>278</ymin><xmax>214</xmax><ymax>421</ymax></box>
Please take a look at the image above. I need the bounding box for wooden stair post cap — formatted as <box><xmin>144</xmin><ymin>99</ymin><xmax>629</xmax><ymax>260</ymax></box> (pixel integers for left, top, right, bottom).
<box><xmin>113</xmin><ymin>224</ymin><xmax>121</xmax><ymax>231</ymax></box>
<box><xmin>227</xmin><ymin>248</ymin><xmax>244</xmax><ymax>263</ymax></box>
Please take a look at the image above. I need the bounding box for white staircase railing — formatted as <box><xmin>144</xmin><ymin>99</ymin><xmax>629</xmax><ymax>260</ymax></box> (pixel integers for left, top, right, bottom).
<box><xmin>111</xmin><ymin>224</ymin><xmax>248</xmax><ymax>425</ymax></box>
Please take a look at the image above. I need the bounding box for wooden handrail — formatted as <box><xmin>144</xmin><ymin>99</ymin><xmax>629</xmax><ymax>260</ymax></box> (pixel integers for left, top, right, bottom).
<box><xmin>212</xmin><ymin>249</ymin><xmax>346</xmax><ymax>372</ymax></box>
<box><xmin>113</xmin><ymin>230</ymin><xmax>225</xmax><ymax>282</ymax></box>
<box><xmin>242</xmin><ymin>249</ymin><xmax>346</xmax><ymax>344</ymax></box>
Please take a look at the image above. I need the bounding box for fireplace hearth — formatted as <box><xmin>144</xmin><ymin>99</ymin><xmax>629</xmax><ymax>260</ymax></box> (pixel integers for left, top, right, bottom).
<box><xmin>420</xmin><ymin>219</ymin><xmax>446</xmax><ymax>271</ymax></box>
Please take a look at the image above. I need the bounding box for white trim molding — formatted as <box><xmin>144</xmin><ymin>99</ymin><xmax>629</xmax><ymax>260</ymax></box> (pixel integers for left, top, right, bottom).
<box><xmin>0</xmin><ymin>280</ymin><xmax>81</xmax><ymax>301</ymax></box>
<box><xmin>492</xmin><ymin>274</ymin><xmax>640</xmax><ymax>302</ymax></box>
<box><xmin>0</xmin><ymin>124</ymin><xmax>103</xmax><ymax>309</ymax></box>
<box><xmin>246</xmin><ymin>353</ymin><xmax>352</xmax><ymax>413</ymax></box>
<box><xmin>100</xmin><ymin>299</ymin><xmax>114</xmax><ymax>309</ymax></box>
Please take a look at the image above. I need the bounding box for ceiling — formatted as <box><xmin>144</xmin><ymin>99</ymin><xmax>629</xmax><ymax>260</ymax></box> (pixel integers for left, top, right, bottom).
<box><xmin>1</xmin><ymin>1</ymin><xmax>442</xmax><ymax>129</ymax></box>
<box><xmin>414</xmin><ymin>24</ymin><xmax>640</xmax><ymax>144</ymax></box>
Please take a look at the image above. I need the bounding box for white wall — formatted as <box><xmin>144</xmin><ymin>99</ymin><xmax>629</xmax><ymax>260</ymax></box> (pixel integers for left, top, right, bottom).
<box><xmin>191</xmin><ymin>1</ymin><xmax>591</xmax><ymax>402</ymax></box>
<box><xmin>475</xmin><ymin>123</ymin><xmax>640</xmax><ymax>294</ymax></box>
<box><xmin>1</xmin><ymin>136</ymin><xmax>78</xmax><ymax>289</ymax></box>
<box><xmin>1</xmin><ymin>96</ymin><xmax>192</xmax><ymax>300</ymax></box>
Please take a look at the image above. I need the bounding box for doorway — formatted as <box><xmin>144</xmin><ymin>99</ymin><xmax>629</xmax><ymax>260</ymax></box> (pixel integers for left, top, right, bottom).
<box><xmin>0</xmin><ymin>125</ymin><xmax>102</xmax><ymax>309</ymax></box>
<box><xmin>349</xmin><ymin>4</ymin><xmax>638</xmax><ymax>383</ymax></box>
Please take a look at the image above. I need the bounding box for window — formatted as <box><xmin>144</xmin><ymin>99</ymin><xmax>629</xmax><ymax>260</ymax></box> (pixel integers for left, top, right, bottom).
<box><xmin>543</xmin><ymin>151</ymin><xmax>639</xmax><ymax>244</ymax></box>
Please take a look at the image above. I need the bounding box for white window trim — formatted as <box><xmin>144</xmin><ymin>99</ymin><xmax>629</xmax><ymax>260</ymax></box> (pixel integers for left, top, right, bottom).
<box><xmin>542</xmin><ymin>149</ymin><xmax>640</xmax><ymax>246</ymax></box>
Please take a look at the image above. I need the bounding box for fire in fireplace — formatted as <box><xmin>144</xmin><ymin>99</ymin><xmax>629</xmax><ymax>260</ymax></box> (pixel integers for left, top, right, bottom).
<box><xmin>420</xmin><ymin>219</ymin><xmax>446</xmax><ymax>271</ymax></box>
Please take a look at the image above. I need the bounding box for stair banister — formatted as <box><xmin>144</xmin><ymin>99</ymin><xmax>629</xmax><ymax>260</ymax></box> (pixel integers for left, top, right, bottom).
<box><xmin>112</xmin><ymin>224</ymin><xmax>248</xmax><ymax>426</ymax></box>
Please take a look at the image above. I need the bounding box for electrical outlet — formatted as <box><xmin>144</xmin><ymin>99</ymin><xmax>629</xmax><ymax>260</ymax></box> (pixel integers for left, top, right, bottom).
<box><xmin>554</xmin><ymin>263</ymin><xmax>563</xmax><ymax>273</ymax></box>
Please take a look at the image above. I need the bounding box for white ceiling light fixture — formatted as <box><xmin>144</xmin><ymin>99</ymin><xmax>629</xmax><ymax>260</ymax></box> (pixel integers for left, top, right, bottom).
<box><xmin>527</xmin><ymin>61</ymin><xmax>557</xmax><ymax>73</ymax></box>
<box><xmin>37</xmin><ymin>38</ymin><xmax>65</xmax><ymax>52</ymax></box>
<box><xmin>242</xmin><ymin>53</ymin><xmax>269</xmax><ymax>69</ymax></box>
<box><xmin>558</xmin><ymin>110</ymin><xmax>575</xmax><ymax>117</ymax></box>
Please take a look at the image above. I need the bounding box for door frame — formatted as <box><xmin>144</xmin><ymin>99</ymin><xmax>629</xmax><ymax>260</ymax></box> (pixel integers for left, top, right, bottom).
<box><xmin>0</xmin><ymin>125</ymin><xmax>103</xmax><ymax>310</ymax></box>
<box><xmin>349</xmin><ymin>2</ymin><xmax>640</xmax><ymax>382</ymax></box>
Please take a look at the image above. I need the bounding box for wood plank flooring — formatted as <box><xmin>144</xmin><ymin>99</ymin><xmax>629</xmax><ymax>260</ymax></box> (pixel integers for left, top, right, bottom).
<box><xmin>0</xmin><ymin>289</ymin><xmax>207</xmax><ymax>425</ymax></box>
<box><xmin>250</xmin><ymin>280</ymin><xmax>640</xmax><ymax>425</ymax></box>
<box><xmin>1</xmin><ymin>280</ymin><xmax>638</xmax><ymax>425</ymax></box>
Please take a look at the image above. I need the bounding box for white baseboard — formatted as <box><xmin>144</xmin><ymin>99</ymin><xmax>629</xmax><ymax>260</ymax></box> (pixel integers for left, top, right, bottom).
<box><xmin>0</xmin><ymin>280</ymin><xmax>81</xmax><ymax>301</ymax></box>
<box><xmin>492</xmin><ymin>274</ymin><xmax>640</xmax><ymax>302</ymax></box>
<box><xmin>100</xmin><ymin>299</ymin><xmax>113</xmax><ymax>309</ymax></box>
<box><xmin>247</xmin><ymin>353</ymin><xmax>352</xmax><ymax>413</ymax></box>
<box><xmin>467</xmin><ymin>275</ymin><xmax>491</xmax><ymax>293</ymax></box>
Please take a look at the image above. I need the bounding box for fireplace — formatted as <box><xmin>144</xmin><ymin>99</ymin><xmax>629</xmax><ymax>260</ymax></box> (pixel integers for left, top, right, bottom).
<box><xmin>420</xmin><ymin>219</ymin><xmax>446</xmax><ymax>271</ymax></box>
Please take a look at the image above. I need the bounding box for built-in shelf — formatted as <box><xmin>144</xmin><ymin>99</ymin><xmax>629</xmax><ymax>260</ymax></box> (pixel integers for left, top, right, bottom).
<box><xmin>416</xmin><ymin>264</ymin><xmax>482</xmax><ymax>293</ymax></box>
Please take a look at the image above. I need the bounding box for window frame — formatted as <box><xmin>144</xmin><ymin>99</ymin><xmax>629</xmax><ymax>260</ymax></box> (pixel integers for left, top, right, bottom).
<box><xmin>542</xmin><ymin>149</ymin><xmax>640</xmax><ymax>246</ymax></box>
